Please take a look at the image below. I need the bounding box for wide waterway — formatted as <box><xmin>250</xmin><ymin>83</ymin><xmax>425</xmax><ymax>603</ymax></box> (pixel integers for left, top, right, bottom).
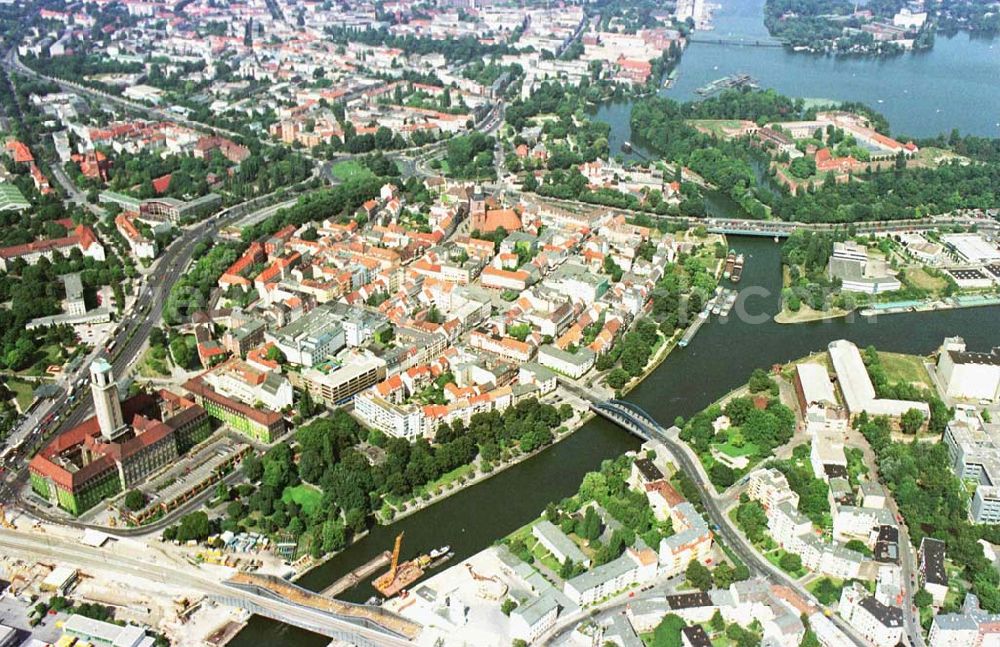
<box><xmin>230</xmin><ymin>236</ymin><xmax>1000</xmax><ymax>646</ymax></box>
<box><xmin>595</xmin><ymin>0</ymin><xmax>1000</xmax><ymax>145</ymax></box>
<box><xmin>231</xmin><ymin>4</ymin><xmax>1000</xmax><ymax>644</ymax></box>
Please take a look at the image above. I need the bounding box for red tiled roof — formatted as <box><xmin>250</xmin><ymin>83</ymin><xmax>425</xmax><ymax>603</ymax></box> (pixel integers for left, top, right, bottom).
<box><xmin>152</xmin><ymin>173</ymin><xmax>172</xmax><ymax>195</ymax></box>
<box><xmin>6</xmin><ymin>140</ymin><xmax>34</xmax><ymax>164</ymax></box>
<box><xmin>480</xmin><ymin>209</ymin><xmax>522</xmax><ymax>232</ymax></box>
<box><xmin>0</xmin><ymin>225</ymin><xmax>100</xmax><ymax>260</ymax></box>
<box><xmin>28</xmin><ymin>394</ymin><xmax>161</xmax><ymax>490</ymax></box>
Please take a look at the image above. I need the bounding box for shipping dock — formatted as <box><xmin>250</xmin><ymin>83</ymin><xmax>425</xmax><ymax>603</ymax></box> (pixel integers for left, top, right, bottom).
<box><xmin>678</xmin><ymin>305</ymin><xmax>711</xmax><ymax>348</ymax></box>
<box><xmin>695</xmin><ymin>74</ymin><xmax>758</xmax><ymax>97</ymax></box>
<box><xmin>321</xmin><ymin>550</ymin><xmax>391</xmax><ymax>597</ymax></box>
<box><xmin>371</xmin><ymin>533</ymin><xmax>452</xmax><ymax>599</ymax></box>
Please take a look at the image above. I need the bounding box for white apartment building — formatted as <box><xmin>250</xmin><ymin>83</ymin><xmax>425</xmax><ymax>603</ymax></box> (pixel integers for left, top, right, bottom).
<box><xmin>354</xmin><ymin>391</ymin><xmax>425</xmax><ymax>440</ymax></box>
<box><xmin>745</xmin><ymin>468</ymin><xmax>800</xmax><ymax>512</ymax></box>
<box><xmin>510</xmin><ymin>595</ymin><xmax>558</xmax><ymax>643</ymax></box>
<box><xmin>838</xmin><ymin>584</ymin><xmax>904</xmax><ymax>647</ymax></box>
<box><xmin>563</xmin><ymin>547</ymin><xmax>656</xmax><ymax>606</ymax></box>
<box><xmin>833</xmin><ymin>505</ymin><xmax>895</xmax><ymax>543</ymax></box>
<box><xmin>942</xmin><ymin>406</ymin><xmax>1000</xmax><ymax>524</ymax></box>
<box><xmin>541</xmin><ymin>262</ymin><xmax>610</xmax><ymax>305</ymax></box>
<box><xmin>928</xmin><ymin>594</ymin><xmax>1000</xmax><ymax>647</ymax></box>
<box><xmin>203</xmin><ymin>359</ymin><xmax>294</xmax><ymax>413</ymax></box>
<box><xmin>658</xmin><ymin>502</ymin><xmax>713</xmax><ymax>578</ymax></box>
<box><xmin>533</xmin><ymin>520</ymin><xmax>590</xmax><ymax>567</ymax></box>
<box><xmin>937</xmin><ymin>337</ymin><xmax>1000</xmax><ymax>403</ymax></box>
<box><xmin>828</xmin><ymin>340</ymin><xmax>929</xmax><ymax>423</ymax></box>
<box><xmin>537</xmin><ymin>344</ymin><xmax>595</xmax><ymax>379</ymax></box>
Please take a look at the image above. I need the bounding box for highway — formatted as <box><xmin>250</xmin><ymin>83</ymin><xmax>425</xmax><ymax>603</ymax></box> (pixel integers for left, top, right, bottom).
<box><xmin>0</xmin><ymin>190</ymin><xmax>308</xmax><ymax>511</ymax></box>
<box><xmin>0</xmin><ymin>42</ymin><xmax>506</xmax><ymax>518</ymax></box>
<box><xmin>0</xmin><ymin>528</ymin><xmax>415</xmax><ymax>646</ymax></box>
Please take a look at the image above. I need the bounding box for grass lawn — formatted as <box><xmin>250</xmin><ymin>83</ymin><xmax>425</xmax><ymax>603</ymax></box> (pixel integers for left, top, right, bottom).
<box><xmin>904</xmin><ymin>267</ymin><xmax>947</xmax><ymax>292</ymax></box>
<box><xmin>530</xmin><ymin>539</ymin><xmax>563</xmax><ymax>574</ymax></box>
<box><xmin>20</xmin><ymin>343</ymin><xmax>67</xmax><ymax>376</ymax></box>
<box><xmin>845</xmin><ymin>448</ymin><xmax>868</xmax><ymax>486</ymax></box>
<box><xmin>7</xmin><ymin>378</ymin><xmax>36</xmax><ymax>412</ymax></box>
<box><xmin>415</xmin><ymin>463</ymin><xmax>474</xmax><ymax>498</ymax></box>
<box><xmin>712</xmin><ymin>439</ymin><xmax>759</xmax><ymax>459</ymax></box>
<box><xmin>282</xmin><ymin>484</ymin><xmax>323</xmax><ymax>516</ymax></box>
<box><xmin>912</xmin><ymin>146</ymin><xmax>968</xmax><ymax>168</ymax></box>
<box><xmin>504</xmin><ymin>521</ymin><xmax>534</xmax><ymax>546</ymax></box>
<box><xmin>685</xmin><ymin>119</ymin><xmax>747</xmax><ymax>137</ymax></box>
<box><xmin>765</xmin><ymin>548</ymin><xmax>807</xmax><ymax>578</ymax></box>
<box><xmin>807</xmin><ymin>576</ymin><xmax>845</xmax><ymax>605</ymax></box>
<box><xmin>774</xmin><ymin>302</ymin><xmax>851</xmax><ymax>324</ymax></box>
<box><xmin>878</xmin><ymin>351</ymin><xmax>933</xmax><ymax>389</ymax></box>
<box><xmin>330</xmin><ymin>160</ymin><xmax>375</xmax><ymax>181</ymax></box>
<box><xmin>139</xmin><ymin>346</ymin><xmax>171</xmax><ymax>378</ymax></box>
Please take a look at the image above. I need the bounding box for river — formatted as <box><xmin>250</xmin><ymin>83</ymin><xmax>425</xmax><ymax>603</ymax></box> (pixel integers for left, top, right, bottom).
<box><xmin>230</xmin><ymin>3</ymin><xmax>1000</xmax><ymax>644</ymax></box>
<box><xmin>595</xmin><ymin>0</ymin><xmax>1000</xmax><ymax>149</ymax></box>
<box><xmin>230</xmin><ymin>235</ymin><xmax>1000</xmax><ymax>647</ymax></box>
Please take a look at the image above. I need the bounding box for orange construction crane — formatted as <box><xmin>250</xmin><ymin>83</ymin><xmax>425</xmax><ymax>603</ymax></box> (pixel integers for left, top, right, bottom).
<box><xmin>388</xmin><ymin>532</ymin><xmax>404</xmax><ymax>582</ymax></box>
<box><xmin>0</xmin><ymin>505</ymin><xmax>13</xmax><ymax>530</ymax></box>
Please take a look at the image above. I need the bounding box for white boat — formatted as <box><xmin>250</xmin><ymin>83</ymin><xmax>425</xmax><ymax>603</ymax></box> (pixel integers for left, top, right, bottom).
<box><xmin>721</xmin><ymin>292</ymin><xmax>737</xmax><ymax>316</ymax></box>
<box><xmin>429</xmin><ymin>546</ymin><xmax>451</xmax><ymax>559</ymax></box>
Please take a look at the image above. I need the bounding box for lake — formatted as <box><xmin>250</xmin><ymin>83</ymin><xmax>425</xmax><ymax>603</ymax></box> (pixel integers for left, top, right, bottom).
<box><xmin>595</xmin><ymin>0</ymin><xmax>1000</xmax><ymax>149</ymax></box>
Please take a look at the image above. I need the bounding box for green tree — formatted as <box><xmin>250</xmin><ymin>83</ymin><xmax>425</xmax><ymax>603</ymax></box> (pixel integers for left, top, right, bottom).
<box><xmin>242</xmin><ymin>455</ymin><xmax>263</xmax><ymax>482</ymax></box>
<box><xmin>606</xmin><ymin>368</ymin><xmax>630</xmax><ymax>390</ymax></box>
<box><xmin>299</xmin><ymin>389</ymin><xmax>316</xmax><ymax>419</ymax></box>
<box><xmin>779</xmin><ymin>552</ymin><xmax>802</xmax><ymax>573</ymax></box>
<box><xmin>576</xmin><ymin>506</ymin><xmax>603</xmax><ymax>542</ymax></box>
<box><xmin>800</xmin><ymin>630</ymin><xmax>821</xmax><ymax>647</ymax></box>
<box><xmin>713</xmin><ymin>562</ymin><xmax>735</xmax><ymax>588</ymax></box>
<box><xmin>176</xmin><ymin>511</ymin><xmax>212</xmax><ymax>542</ymax></box>
<box><xmin>747</xmin><ymin>368</ymin><xmax>775</xmax><ymax>393</ymax></box>
<box><xmin>913</xmin><ymin>588</ymin><xmax>933</xmax><ymax>608</ymax></box>
<box><xmin>500</xmin><ymin>598</ymin><xmax>518</xmax><ymax>616</ymax></box>
<box><xmin>559</xmin><ymin>558</ymin><xmax>576</xmax><ymax>580</ymax></box>
<box><xmin>266</xmin><ymin>345</ymin><xmax>285</xmax><ymax>363</ymax></box>
<box><xmin>650</xmin><ymin>614</ymin><xmax>686</xmax><ymax>647</ymax></box>
<box><xmin>124</xmin><ymin>489</ymin><xmax>145</xmax><ymax>511</ymax></box>
<box><xmin>901</xmin><ymin>408</ymin><xmax>925</xmax><ymax>434</ymax></box>
<box><xmin>686</xmin><ymin>560</ymin><xmax>713</xmax><ymax>591</ymax></box>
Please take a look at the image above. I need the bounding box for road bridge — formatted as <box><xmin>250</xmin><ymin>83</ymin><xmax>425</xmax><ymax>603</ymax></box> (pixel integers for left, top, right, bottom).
<box><xmin>688</xmin><ymin>34</ymin><xmax>786</xmax><ymax>48</ymax></box>
<box><xmin>0</xmin><ymin>528</ymin><xmax>420</xmax><ymax>646</ymax></box>
<box><xmin>707</xmin><ymin>224</ymin><xmax>792</xmax><ymax>238</ymax></box>
<box><xmin>590</xmin><ymin>399</ymin><xmax>872</xmax><ymax>647</ymax></box>
<box><xmin>219</xmin><ymin>573</ymin><xmax>419</xmax><ymax>646</ymax></box>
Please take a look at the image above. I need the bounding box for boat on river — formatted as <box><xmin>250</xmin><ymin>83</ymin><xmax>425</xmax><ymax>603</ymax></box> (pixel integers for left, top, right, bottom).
<box><xmin>731</xmin><ymin>254</ymin><xmax>745</xmax><ymax>282</ymax></box>
<box><xmin>720</xmin><ymin>291</ymin><xmax>737</xmax><ymax>318</ymax></box>
<box><xmin>723</xmin><ymin>250</ymin><xmax>736</xmax><ymax>278</ymax></box>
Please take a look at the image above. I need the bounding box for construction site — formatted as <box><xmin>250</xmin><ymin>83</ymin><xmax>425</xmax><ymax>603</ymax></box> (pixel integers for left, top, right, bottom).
<box><xmin>371</xmin><ymin>533</ymin><xmax>454</xmax><ymax>599</ymax></box>
<box><xmin>383</xmin><ymin>545</ymin><xmax>526</xmax><ymax>647</ymax></box>
<box><xmin>0</xmin><ymin>507</ymin><xmax>271</xmax><ymax>647</ymax></box>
